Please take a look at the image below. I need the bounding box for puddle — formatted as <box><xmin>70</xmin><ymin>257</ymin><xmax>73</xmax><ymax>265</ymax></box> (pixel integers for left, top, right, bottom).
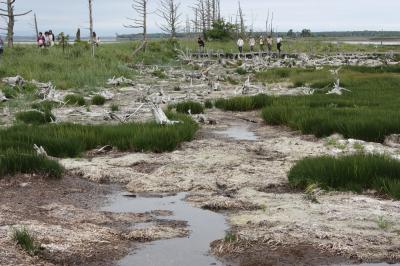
<box><xmin>215</xmin><ymin>125</ymin><xmax>258</xmax><ymax>141</ymax></box>
<box><xmin>102</xmin><ymin>192</ymin><xmax>228</xmax><ymax>266</ymax></box>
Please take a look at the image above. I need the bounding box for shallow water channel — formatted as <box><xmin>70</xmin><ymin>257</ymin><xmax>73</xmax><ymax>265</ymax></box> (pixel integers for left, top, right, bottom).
<box><xmin>214</xmin><ymin>125</ymin><xmax>258</xmax><ymax>141</ymax></box>
<box><xmin>102</xmin><ymin>192</ymin><xmax>228</xmax><ymax>266</ymax></box>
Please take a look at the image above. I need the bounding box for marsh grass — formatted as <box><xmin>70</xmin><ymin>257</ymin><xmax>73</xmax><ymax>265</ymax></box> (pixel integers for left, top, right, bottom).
<box><xmin>12</xmin><ymin>227</ymin><xmax>42</xmax><ymax>256</ymax></box>
<box><xmin>64</xmin><ymin>94</ymin><xmax>86</xmax><ymax>106</ymax></box>
<box><xmin>255</xmin><ymin>68</ymin><xmax>334</xmax><ymax>87</ymax></box>
<box><xmin>175</xmin><ymin>101</ymin><xmax>204</xmax><ymax>114</ymax></box>
<box><xmin>110</xmin><ymin>104</ymin><xmax>119</xmax><ymax>112</ymax></box>
<box><xmin>224</xmin><ymin>232</ymin><xmax>238</xmax><ymax>243</ymax></box>
<box><xmin>91</xmin><ymin>95</ymin><xmax>106</xmax><ymax>106</ymax></box>
<box><xmin>15</xmin><ymin>110</ymin><xmax>55</xmax><ymax>124</ymax></box>
<box><xmin>0</xmin><ymin>112</ymin><xmax>198</xmax><ymax>158</ymax></box>
<box><xmin>288</xmin><ymin>154</ymin><xmax>400</xmax><ymax>199</ymax></box>
<box><xmin>215</xmin><ymin>94</ymin><xmax>272</xmax><ymax>111</ymax></box>
<box><xmin>0</xmin><ymin>150</ymin><xmax>64</xmax><ymax>178</ymax></box>
<box><xmin>261</xmin><ymin>67</ymin><xmax>400</xmax><ymax>142</ymax></box>
<box><xmin>204</xmin><ymin>99</ymin><xmax>213</xmax><ymax>109</ymax></box>
<box><xmin>0</xmin><ymin>112</ymin><xmax>197</xmax><ymax>177</ymax></box>
<box><xmin>377</xmin><ymin>216</ymin><xmax>391</xmax><ymax>230</ymax></box>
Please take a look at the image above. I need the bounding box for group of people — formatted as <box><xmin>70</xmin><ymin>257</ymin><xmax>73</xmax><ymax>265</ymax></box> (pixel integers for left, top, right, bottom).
<box><xmin>197</xmin><ymin>35</ymin><xmax>283</xmax><ymax>55</ymax></box>
<box><xmin>37</xmin><ymin>31</ymin><xmax>100</xmax><ymax>48</ymax></box>
<box><xmin>37</xmin><ymin>30</ymin><xmax>55</xmax><ymax>48</ymax></box>
<box><xmin>237</xmin><ymin>35</ymin><xmax>283</xmax><ymax>54</ymax></box>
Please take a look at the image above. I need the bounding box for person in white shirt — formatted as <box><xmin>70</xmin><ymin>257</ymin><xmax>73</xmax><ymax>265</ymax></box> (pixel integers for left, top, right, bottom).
<box><xmin>249</xmin><ymin>37</ymin><xmax>255</xmax><ymax>52</ymax></box>
<box><xmin>237</xmin><ymin>37</ymin><xmax>244</xmax><ymax>53</ymax></box>
<box><xmin>276</xmin><ymin>36</ymin><xmax>283</xmax><ymax>55</ymax></box>
<box><xmin>259</xmin><ymin>36</ymin><xmax>265</xmax><ymax>51</ymax></box>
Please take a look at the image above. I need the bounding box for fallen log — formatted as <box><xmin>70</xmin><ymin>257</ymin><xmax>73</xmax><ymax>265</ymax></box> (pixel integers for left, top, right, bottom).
<box><xmin>2</xmin><ymin>75</ymin><xmax>24</xmax><ymax>86</ymax></box>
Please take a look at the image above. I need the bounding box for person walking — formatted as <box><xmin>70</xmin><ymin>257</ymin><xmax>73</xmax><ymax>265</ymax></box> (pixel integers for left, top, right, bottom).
<box><xmin>237</xmin><ymin>37</ymin><xmax>244</xmax><ymax>54</ymax></box>
<box><xmin>37</xmin><ymin>32</ymin><xmax>45</xmax><ymax>48</ymax></box>
<box><xmin>197</xmin><ymin>36</ymin><xmax>205</xmax><ymax>53</ymax></box>
<box><xmin>249</xmin><ymin>36</ymin><xmax>256</xmax><ymax>52</ymax></box>
<box><xmin>92</xmin><ymin>32</ymin><xmax>100</xmax><ymax>46</ymax></box>
<box><xmin>266</xmin><ymin>35</ymin><xmax>273</xmax><ymax>54</ymax></box>
<box><xmin>277</xmin><ymin>35</ymin><xmax>283</xmax><ymax>56</ymax></box>
<box><xmin>49</xmin><ymin>30</ymin><xmax>55</xmax><ymax>47</ymax></box>
<box><xmin>259</xmin><ymin>36</ymin><xmax>265</xmax><ymax>51</ymax></box>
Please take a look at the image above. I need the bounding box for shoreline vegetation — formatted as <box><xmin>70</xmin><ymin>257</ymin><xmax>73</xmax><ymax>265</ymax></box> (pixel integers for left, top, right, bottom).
<box><xmin>0</xmin><ymin>112</ymin><xmax>198</xmax><ymax>178</ymax></box>
<box><xmin>0</xmin><ymin>38</ymin><xmax>399</xmax><ymax>90</ymax></box>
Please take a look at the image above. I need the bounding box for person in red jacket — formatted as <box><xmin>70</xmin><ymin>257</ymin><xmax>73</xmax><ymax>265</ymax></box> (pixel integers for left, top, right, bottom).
<box><xmin>37</xmin><ymin>32</ymin><xmax>45</xmax><ymax>48</ymax></box>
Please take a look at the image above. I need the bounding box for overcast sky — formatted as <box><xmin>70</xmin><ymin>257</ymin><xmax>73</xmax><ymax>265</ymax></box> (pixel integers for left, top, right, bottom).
<box><xmin>11</xmin><ymin>0</ymin><xmax>400</xmax><ymax>36</ymax></box>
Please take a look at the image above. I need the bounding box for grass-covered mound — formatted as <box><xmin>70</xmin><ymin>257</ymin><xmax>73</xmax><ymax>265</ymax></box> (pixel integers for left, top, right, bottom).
<box><xmin>176</xmin><ymin>101</ymin><xmax>204</xmax><ymax>114</ymax></box>
<box><xmin>0</xmin><ymin>112</ymin><xmax>198</xmax><ymax>177</ymax></box>
<box><xmin>15</xmin><ymin>110</ymin><xmax>55</xmax><ymax>125</ymax></box>
<box><xmin>288</xmin><ymin>154</ymin><xmax>400</xmax><ymax>199</ymax></box>
<box><xmin>261</xmin><ymin>67</ymin><xmax>400</xmax><ymax>142</ymax></box>
<box><xmin>0</xmin><ymin>149</ymin><xmax>63</xmax><ymax>178</ymax></box>
<box><xmin>215</xmin><ymin>94</ymin><xmax>272</xmax><ymax>112</ymax></box>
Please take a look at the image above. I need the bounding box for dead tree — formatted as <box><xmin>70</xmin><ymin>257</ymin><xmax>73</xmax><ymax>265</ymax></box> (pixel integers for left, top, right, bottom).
<box><xmin>88</xmin><ymin>0</ymin><xmax>95</xmax><ymax>56</ymax></box>
<box><xmin>158</xmin><ymin>0</ymin><xmax>181</xmax><ymax>38</ymax></box>
<box><xmin>237</xmin><ymin>1</ymin><xmax>245</xmax><ymax>37</ymax></box>
<box><xmin>0</xmin><ymin>0</ymin><xmax>32</xmax><ymax>48</ymax></box>
<box><xmin>33</xmin><ymin>13</ymin><xmax>38</xmax><ymax>38</ymax></box>
<box><xmin>125</xmin><ymin>0</ymin><xmax>148</xmax><ymax>54</ymax></box>
<box><xmin>194</xmin><ymin>0</ymin><xmax>206</xmax><ymax>38</ymax></box>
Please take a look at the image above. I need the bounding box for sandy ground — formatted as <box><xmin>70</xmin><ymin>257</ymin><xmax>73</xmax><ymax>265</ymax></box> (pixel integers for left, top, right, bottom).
<box><xmin>0</xmin><ymin>175</ymin><xmax>189</xmax><ymax>266</ymax></box>
<box><xmin>59</xmin><ymin>109</ymin><xmax>400</xmax><ymax>265</ymax></box>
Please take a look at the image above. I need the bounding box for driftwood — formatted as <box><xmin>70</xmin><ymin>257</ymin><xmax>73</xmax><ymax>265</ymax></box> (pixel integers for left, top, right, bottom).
<box><xmin>34</xmin><ymin>144</ymin><xmax>48</xmax><ymax>157</ymax></box>
<box><xmin>149</xmin><ymin>102</ymin><xmax>179</xmax><ymax>125</ymax></box>
<box><xmin>327</xmin><ymin>79</ymin><xmax>351</xmax><ymax>95</ymax></box>
<box><xmin>107</xmin><ymin>76</ymin><xmax>135</xmax><ymax>86</ymax></box>
<box><xmin>0</xmin><ymin>92</ymin><xmax>7</xmax><ymax>102</ymax></box>
<box><xmin>2</xmin><ymin>75</ymin><xmax>24</xmax><ymax>86</ymax></box>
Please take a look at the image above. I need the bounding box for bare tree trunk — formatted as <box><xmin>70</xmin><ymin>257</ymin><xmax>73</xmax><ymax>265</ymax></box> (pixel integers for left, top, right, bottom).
<box><xmin>158</xmin><ymin>0</ymin><xmax>181</xmax><ymax>39</ymax></box>
<box><xmin>34</xmin><ymin>13</ymin><xmax>38</xmax><ymax>38</ymax></box>
<box><xmin>125</xmin><ymin>0</ymin><xmax>148</xmax><ymax>54</ymax></box>
<box><xmin>88</xmin><ymin>0</ymin><xmax>95</xmax><ymax>56</ymax></box>
<box><xmin>0</xmin><ymin>0</ymin><xmax>32</xmax><ymax>48</ymax></box>
<box><xmin>238</xmin><ymin>1</ymin><xmax>245</xmax><ymax>37</ymax></box>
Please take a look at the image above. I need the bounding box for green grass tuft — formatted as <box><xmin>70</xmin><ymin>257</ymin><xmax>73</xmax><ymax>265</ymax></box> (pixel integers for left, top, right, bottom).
<box><xmin>91</xmin><ymin>95</ymin><xmax>106</xmax><ymax>106</ymax></box>
<box><xmin>110</xmin><ymin>104</ymin><xmax>119</xmax><ymax>112</ymax></box>
<box><xmin>288</xmin><ymin>154</ymin><xmax>400</xmax><ymax>199</ymax></box>
<box><xmin>176</xmin><ymin>101</ymin><xmax>204</xmax><ymax>114</ymax></box>
<box><xmin>0</xmin><ymin>149</ymin><xmax>63</xmax><ymax>178</ymax></box>
<box><xmin>15</xmin><ymin>110</ymin><xmax>55</xmax><ymax>125</ymax></box>
<box><xmin>12</xmin><ymin>226</ymin><xmax>42</xmax><ymax>256</ymax></box>
<box><xmin>64</xmin><ymin>94</ymin><xmax>86</xmax><ymax>106</ymax></box>
<box><xmin>215</xmin><ymin>94</ymin><xmax>272</xmax><ymax>112</ymax></box>
<box><xmin>204</xmin><ymin>99</ymin><xmax>213</xmax><ymax>109</ymax></box>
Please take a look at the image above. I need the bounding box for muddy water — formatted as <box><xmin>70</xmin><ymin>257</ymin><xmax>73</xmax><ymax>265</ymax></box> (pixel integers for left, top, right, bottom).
<box><xmin>102</xmin><ymin>192</ymin><xmax>229</xmax><ymax>266</ymax></box>
<box><xmin>215</xmin><ymin>125</ymin><xmax>258</xmax><ymax>141</ymax></box>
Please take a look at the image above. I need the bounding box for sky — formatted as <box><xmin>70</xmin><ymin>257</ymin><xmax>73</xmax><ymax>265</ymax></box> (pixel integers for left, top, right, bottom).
<box><xmin>9</xmin><ymin>0</ymin><xmax>400</xmax><ymax>37</ymax></box>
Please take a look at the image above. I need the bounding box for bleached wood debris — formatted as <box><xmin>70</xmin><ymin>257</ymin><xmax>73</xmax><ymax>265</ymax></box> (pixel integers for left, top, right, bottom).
<box><xmin>327</xmin><ymin>79</ymin><xmax>351</xmax><ymax>95</ymax></box>
<box><xmin>0</xmin><ymin>91</ymin><xmax>7</xmax><ymax>102</ymax></box>
<box><xmin>2</xmin><ymin>75</ymin><xmax>24</xmax><ymax>86</ymax></box>
<box><xmin>149</xmin><ymin>102</ymin><xmax>180</xmax><ymax>125</ymax></box>
<box><xmin>107</xmin><ymin>76</ymin><xmax>135</xmax><ymax>86</ymax></box>
<box><xmin>34</xmin><ymin>144</ymin><xmax>48</xmax><ymax>158</ymax></box>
